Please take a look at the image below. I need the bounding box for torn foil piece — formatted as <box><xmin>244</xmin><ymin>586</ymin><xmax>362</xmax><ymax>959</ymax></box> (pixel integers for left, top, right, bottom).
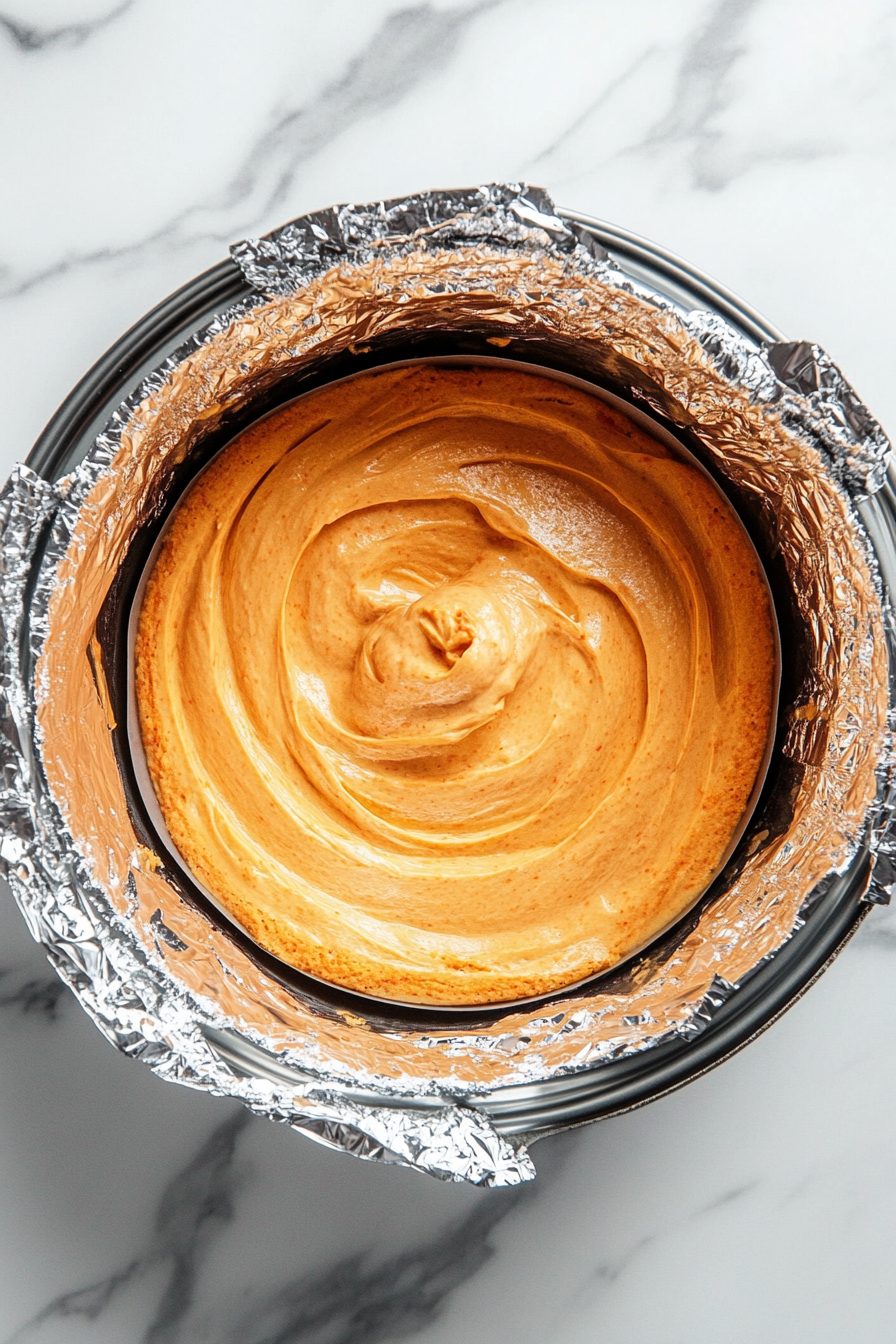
<box><xmin>0</xmin><ymin>184</ymin><xmax>893</xmax><ymax>1185</ymax></box>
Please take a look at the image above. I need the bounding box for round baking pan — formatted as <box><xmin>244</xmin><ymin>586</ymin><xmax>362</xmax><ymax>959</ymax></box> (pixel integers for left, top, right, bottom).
<box><xmin>23</xmin><ymin>212</ymin><xmax>894</xmax><ymax>1145</ymax></box>
<box><xmin>121</xmin><ymin>354</ymin><xmax>781</xmax><ymax>1016</ymax></box>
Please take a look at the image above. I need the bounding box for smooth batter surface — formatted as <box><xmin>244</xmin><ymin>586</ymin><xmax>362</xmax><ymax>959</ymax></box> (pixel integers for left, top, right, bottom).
<box><xmin>135</xmin><ymin>364</ymin><xmax>777</xmax><ymax>1005</ymax></box>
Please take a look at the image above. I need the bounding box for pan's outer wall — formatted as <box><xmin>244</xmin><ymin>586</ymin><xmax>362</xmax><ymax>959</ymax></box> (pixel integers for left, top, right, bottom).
<box><xmin>23</xmin><ymin>217</ymin><xmax>885</xmax><ymax>1142</ymax></box>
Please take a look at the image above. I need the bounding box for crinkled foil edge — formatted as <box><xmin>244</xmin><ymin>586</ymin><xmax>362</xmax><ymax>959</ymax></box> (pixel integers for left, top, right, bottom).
<box><xmin>1</xmin><ymin>184</ymin><xmax>893</xmax><ymax>1186</ymax></box>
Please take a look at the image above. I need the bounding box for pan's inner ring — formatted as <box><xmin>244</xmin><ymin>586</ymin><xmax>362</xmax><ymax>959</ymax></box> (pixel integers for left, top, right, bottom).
<box><xmin>104</xmin><ymin>346</ymin><xmax>784</xmax><ymax>1029</ymax></box>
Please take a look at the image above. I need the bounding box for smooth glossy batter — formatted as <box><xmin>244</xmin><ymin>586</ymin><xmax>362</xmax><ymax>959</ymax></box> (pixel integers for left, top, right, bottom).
<box><xmin>136</xmin><ymin>365</ymin><xmax>777</xmax><ymax>1005</ymax></box>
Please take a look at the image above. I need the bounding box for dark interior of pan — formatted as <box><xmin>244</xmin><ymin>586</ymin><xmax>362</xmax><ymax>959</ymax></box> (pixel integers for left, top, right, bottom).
<box><xmin>24</xmin><ymin>222</ymin><xmax>888</xmax><ymax>1133</ymax></box>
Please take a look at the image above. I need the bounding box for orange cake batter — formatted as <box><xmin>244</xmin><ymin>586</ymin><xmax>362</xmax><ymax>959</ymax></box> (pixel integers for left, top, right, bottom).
<box><xmin>135</xmin><ymin>364</ymin><xmax>777</xmax><ymax>1005</ymax></box>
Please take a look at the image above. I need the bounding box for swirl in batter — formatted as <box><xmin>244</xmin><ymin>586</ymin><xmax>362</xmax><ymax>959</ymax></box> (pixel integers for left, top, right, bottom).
<box><xmin>136</xmin><ymin>365</ymin><xmax>777</xmax><ymax>1005</ymax></box>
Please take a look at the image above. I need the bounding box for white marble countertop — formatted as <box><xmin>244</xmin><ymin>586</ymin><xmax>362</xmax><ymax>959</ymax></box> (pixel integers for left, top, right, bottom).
<box><xmin>2</xmin><ymin>2</ymin><xmax>896</xmax><ymax>1340</ymax></box>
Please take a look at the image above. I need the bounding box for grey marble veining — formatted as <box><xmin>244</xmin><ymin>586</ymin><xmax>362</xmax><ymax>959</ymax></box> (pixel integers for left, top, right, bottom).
<box><xmin>2</xmin><ymin>1</ymin><xmax>896</xmax><ymax>1340</ymax></box>
<box><xmin>0</xmin><ymin>965</ymin><xmax>67</xmax><ymax>1021</ymax></box>
<box><xmin>2</xmin><ymin>1</ymin><xmax>500</xmax><ymax>299</ymax></box>
<box><xmin>18</xmin><ymin>1111</ymin><xmax>526</xmax><ymax>1344</ymax></box>
<box><xmin>0</xmin><ymin>1</ymin><xmax>135</xmax><ymax>55</ymax></box>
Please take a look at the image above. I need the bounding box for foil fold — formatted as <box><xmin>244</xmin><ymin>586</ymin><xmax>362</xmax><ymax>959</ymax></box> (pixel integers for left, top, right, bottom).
<box><xmin>0</xmin><ymin>183</ymin><xmax>893</xmax><ymax>1185</ymax></box>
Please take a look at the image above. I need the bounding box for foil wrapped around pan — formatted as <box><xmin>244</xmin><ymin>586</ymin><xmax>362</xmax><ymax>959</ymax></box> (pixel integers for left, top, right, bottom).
<box><xmin>1</xmin><ymin>184</ymin><xmax>893</xmax><ymax>1186</ymax></box>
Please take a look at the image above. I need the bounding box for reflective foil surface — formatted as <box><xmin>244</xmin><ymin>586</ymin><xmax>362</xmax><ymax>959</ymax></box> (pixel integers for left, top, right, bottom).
<box><xmin>0</xmin><ymin>185</ymin><xmax>892</xmax><ymax>1185</ymax></box>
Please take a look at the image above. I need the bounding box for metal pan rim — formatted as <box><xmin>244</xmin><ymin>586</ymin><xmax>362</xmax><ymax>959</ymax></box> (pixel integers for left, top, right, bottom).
<box><xmin>20</xmin><ymin>206</ymin><xmax>888</xmax><ymax>1140</ymax></box>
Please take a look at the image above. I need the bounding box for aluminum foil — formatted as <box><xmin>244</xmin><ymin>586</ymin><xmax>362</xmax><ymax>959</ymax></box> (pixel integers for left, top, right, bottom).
<box><xmin>1</xmin><ymin>184</ymin><xmax>892</xmax><ymax>1186</ymax></box>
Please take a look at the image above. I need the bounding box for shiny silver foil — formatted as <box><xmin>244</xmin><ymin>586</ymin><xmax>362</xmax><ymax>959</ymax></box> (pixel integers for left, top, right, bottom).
<box><xmin>0</xmin><ymin>184</ymin><xmax>892</xmax><ymax>1186</ymax></box>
